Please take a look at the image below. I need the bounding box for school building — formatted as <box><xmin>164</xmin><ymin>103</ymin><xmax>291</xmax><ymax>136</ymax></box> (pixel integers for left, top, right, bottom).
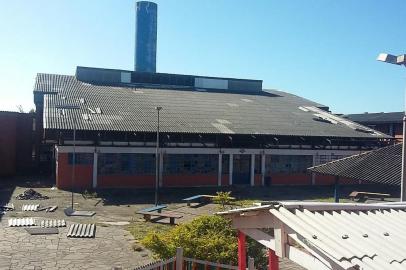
<box><xmin>33</xmin><ymin>66</ymin><xmax>390</xmax><ymax>189</ymax></box>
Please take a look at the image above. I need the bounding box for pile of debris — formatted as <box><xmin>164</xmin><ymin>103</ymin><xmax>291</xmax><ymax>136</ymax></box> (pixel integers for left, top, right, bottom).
<box><xmin>16</xmin><ymin>189</ymin><xmax>49</xmax><ymax>200</ymax></box>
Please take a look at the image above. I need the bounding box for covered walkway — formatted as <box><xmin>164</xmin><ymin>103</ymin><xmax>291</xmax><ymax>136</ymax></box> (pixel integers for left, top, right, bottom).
<box><xmin>219</xmin><ymin>201</ymin><xmax>406</xmax><ymax>270</ymax></box>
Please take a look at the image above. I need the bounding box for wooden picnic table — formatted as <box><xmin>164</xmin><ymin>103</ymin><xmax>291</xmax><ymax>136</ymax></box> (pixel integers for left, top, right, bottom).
<box><xmin>349</xmin><ymin>191</ymin><xmax>391</xmax><ymax>201</ymax></box>
<box><xmin>137</xmin><ymin>211</ymin><xmax>183</xmax><ymax>225</ymax></box>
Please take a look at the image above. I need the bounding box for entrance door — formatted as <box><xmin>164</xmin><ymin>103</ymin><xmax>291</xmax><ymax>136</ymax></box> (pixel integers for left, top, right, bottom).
<box><xmin>233</xmin><ymin>154</ymin><xmax>251</xmax><ymax>185</ymax></box>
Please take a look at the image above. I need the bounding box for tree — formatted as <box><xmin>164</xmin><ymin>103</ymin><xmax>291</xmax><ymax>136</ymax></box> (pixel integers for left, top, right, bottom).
<box><xmin>141</xmin><ymin>215</ymin><xmax>267</xmax><ymax>268</ymax></box>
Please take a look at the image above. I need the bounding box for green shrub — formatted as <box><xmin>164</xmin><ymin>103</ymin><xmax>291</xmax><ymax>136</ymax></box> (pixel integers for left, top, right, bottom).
<box><xmin>212</xmin><ymin>191</ymin><xmax>233</xmax><ymax>210</ymax></box>
<box><xmin>141</xmin><ymin>215</ymin><xmax>266</xmax><ymax>268</ymax></box>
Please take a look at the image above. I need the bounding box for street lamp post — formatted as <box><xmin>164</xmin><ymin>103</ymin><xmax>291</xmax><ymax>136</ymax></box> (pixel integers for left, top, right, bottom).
<box><xmin>377</xmin><ymin>53</ymin><xmax>406</xmax><ymax>201</ymax></box>
<box><xmin>155</xmin><ymin>106</ymin><xmax>162</xmax><ymax>206</ymax></box>
<box><xmin>55</xmin><ymin>105</ymin><xmax>80</xmax><ymax>210</ymax></box>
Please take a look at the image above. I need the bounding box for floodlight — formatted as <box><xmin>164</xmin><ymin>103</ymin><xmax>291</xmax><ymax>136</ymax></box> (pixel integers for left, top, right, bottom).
<box><xmin>376</xmin><ymin>53</ymin><xmax>398</xmax><ymax>64</ymax></box>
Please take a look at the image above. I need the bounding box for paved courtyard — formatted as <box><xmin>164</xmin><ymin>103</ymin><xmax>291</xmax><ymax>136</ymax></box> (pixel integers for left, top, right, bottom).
<box><xmin>0</xmin><ymin>222</ymin><xmax>151</xmax><ymax>270</ymax></box>
<box><xmin>0</xmin><ymin>184</ymin><xmax>221</xmax><ymax>270</ymax></box>
<box><xmin>2</xmin><ymin>181</ymin><xmax>394</xmax><ymax>269</ymax></box>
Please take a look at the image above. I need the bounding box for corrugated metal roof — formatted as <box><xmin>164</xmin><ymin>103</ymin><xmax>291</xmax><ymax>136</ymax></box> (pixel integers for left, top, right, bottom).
<box><xmin>40</xmin><ymin>219</ymin><xmax>66</xmax><ymax>228</ymax></box>
<box><xmin>67</xmin><ymin>223</ymin><xmax>96</xmax><ymax>238</ymax></box>
<box><xmin>8</xmin><ymin>218</ymin><xmax>36</xmax><ymax>227</ymax></box>
<box><xmin>22</xmin><ymin>204</ymin><xmax>39</xmax><ymax>211</ymax></box>
<box><xmin>219</xmin><ymin>202</ymin><xmax>406</xmax><ymax>270</ymax></box>
<box><xmin>308</xmin><ymin>143</ymin><xmax>401</xmax><ymax>185</ymax></box>
<box><xmin>34</xmin><ymin>73</ymin><xmax>390</xmax><ymax>139</ymax></box>
<box><xmin>343</xmin><ymin>112</ymin><xmax>404</xmax><ymax>124</ymax></box>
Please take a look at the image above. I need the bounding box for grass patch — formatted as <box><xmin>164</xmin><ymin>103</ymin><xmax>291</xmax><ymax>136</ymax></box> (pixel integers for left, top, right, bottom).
<box><xmin>235</xmin><ymin>199</ymin><xmax>260</xmax><ymax>207</ymax></box>
<box><xmin>127</xmin><ymin>217</ymin><xmax>171</xmax><ymax>241</ymax></box>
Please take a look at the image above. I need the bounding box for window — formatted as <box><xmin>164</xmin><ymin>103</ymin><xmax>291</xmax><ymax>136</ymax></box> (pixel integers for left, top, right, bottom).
<box><xmin>98</xmin><ymin>153</ymin><xmax>155</xmax><ymax>175</ymax></box>
<box><xmin>269</xmin><ymin>155</ymin><xmax>313</xmax><ymax>174</ymax></box>
<box><xmin>164</xmin><ymin>154</ymin><xmax>218</xmax><ymax>175</ymax></box>
<box><xmin>68</xmin><ymin>153</ymin><xmax>93</xmax><ymax>165</ymax></box>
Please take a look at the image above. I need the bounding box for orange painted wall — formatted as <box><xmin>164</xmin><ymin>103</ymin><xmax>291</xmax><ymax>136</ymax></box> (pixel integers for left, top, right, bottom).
<box><xmin>163</xmin><ymin>174</ymin><xmax>218</xmax><ymax>187</ymax></box>
<box><xmin>56</xmin><ymin>153</ymin><xmax>93</xmax><ymax>189</ymax></box>
<box><xmin>270</xmin><ymin>173</ymin><xmax>312</xmax><ymax>185</ymax></box>
<box><xmin>98</xmin><ymin>175</ymin><xmax>155</xmax><ymax>188</ymax></box>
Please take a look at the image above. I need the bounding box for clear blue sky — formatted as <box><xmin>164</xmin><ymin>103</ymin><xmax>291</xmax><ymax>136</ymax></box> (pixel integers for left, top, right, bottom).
<box><xmin>0</xmin><ymin>0</ymin><xmax>405</xmax><ymax>113</ymax></box>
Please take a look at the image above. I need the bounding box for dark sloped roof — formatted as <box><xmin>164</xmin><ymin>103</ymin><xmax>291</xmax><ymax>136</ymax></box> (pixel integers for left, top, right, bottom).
<box><xmin>34</xmin><ymin>73</ymin><xmax>390</xmax><ymax>138</ymax></box>
<box><xmin>308</xmin><ymin>143</ymin><xmax>401</xmax><ymax>185</ymax></box>
<box><xmin>344</xmin><ymin>112</ymin><xmax>404</xmax><ymax>124</ymax></box>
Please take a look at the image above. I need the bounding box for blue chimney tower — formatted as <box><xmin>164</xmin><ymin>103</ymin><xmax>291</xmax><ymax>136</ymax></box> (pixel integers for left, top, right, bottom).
<box><xmin>135</xmin><ymin>1</ymin><xmax>157</xmax><ymax>73</ymax></box>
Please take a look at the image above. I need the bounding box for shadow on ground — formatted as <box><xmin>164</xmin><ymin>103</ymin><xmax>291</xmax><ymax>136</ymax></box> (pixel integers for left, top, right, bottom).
<box><xmin>0</xmin><ymin>175</ymin><xmax>54</xmax><ymax>221</ymax></box>
<box><xmin>96</xmin><ymin>184</ymin><xmax>401</xmax><ymax>207</ymax></box>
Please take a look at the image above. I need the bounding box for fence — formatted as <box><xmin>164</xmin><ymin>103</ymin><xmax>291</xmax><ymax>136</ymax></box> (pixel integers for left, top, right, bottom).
<box><xmin>133</xmin><ymin>247</ymin><xmax>255</xmax><ymax>270</ymax></box>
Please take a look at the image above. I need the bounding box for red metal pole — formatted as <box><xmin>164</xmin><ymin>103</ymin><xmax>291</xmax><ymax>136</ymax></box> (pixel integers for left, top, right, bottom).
<box><xmin>238</xmin><ymin>230</ymin><xmax>247</xmax><ymax>270</ymax></box>
<box><xmin>268</xmin><ymin>249</ymin><xmax>279</xmax><ymax>270</ymax></box>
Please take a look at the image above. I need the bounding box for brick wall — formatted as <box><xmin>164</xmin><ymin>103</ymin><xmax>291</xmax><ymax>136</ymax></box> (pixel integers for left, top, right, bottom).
<box><xmin>0</xmin><ymin>115</ymin><xmax>17</xmax><ymax>176</ymax></box>
<box><xmin>0</xmin><ymin>112</ymin><xmax>33</xmax><ymax>176</ymax></box>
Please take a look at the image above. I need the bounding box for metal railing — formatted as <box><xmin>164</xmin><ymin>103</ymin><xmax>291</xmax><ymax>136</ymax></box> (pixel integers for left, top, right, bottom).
<box><xmin>133</xmin><ymin>257</ymin><xmax>176</xmax><ymax>270</ymax></box>
<box><xmin>183</xmin><ymin>257</ymin><xmax>238</xmax><ymax>270</ymax></box>
<box><xmin>133</xmin><ymin>248</ymin><xmax>247</xmax><ymax>270</ymax></box>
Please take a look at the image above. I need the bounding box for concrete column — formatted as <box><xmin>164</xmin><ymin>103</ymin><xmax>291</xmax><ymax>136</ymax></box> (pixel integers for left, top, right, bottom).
<box><xmin>311</xmin><ymin>155</ymin><xmax>317</xmax><ymax>185</ymax></box>
<box><xmin>218</xmin><ymin>153</ymin><xmax>222</xmax><ymax>186</ymax></box>
<box><xmin>92</xmin><ymin>151</ymin><xmax>98</xmax><ymax>188</ymax></box>
<box><xmin>229</xmin><ymin>154</ymin><xmax>233</xmax><ymax>185</ymax></box>
<box><xmin>334</xmin><ymin>176</ymin><xmax>340</xmax><ymax>203</ymax></box>
<box><xmin>250</xmin><ymin>154</ymin><xmax>255</xmax><ymax>186</ymax></box>
<box><xmin>261</xmin><ymin>153</ymin><xmax>266</xmax><ymax>186</ymax></box>
<box><xmin>389</xmin><ymin>123</ymin><xmax>394</xmax><ymax>137</ymax></box>
<box><xmin>159</xmin><ymin>152</ymin><xmax>164</xmax><ymax>187</ymax></box>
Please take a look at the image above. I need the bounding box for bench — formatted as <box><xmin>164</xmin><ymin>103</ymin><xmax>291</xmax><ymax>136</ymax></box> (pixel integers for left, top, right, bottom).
<box><xmin>183</xmin><ymin>194</ymin><xmax>236</xmax><ymax>207</ymax></box>
<box><xmin>139</xmin><ymin>205</ymin><xmax>167</xmax><ymax>213</ymax></box>
<box><xmin>138</xmin><ymin>211</ymin><xmax>183</xmax><ymax>225</ymax></box>
<box><xmin>182</xmin><ymin>195</ymin><xmax>217</xmax><ymax>207</ymax></box>
<box><xmin>349</xmin><ymin>191</ymin><xmax>391</xmax><ymax>202</ymax></box>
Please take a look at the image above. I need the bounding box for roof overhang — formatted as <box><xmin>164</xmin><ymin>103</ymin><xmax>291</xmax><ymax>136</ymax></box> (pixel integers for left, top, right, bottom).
<box><xmin>218</xmin><ymin>201</ymin><xmax>406</xmax><ymax>270</ymax></box>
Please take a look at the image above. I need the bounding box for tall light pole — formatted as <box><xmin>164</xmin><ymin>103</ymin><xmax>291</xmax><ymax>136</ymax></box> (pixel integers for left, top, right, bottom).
<box><xmin>155</xmin><ymin>106</ymin><xmax>162</xmax><ymax>206</ymax></box>
<box><xmin>377</xmin><ymin>53</ymin><xmax>406</xmax><ymax>201</ymax></box>
<box><xmin>55</xmin><ymin>105</ymin><xmax>80</xmax><ymax>210</ymax></box>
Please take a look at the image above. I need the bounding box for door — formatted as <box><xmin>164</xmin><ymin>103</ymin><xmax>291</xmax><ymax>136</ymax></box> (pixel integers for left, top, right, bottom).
<box><xmin>233</xmin><ymin>154</ymin><xmax>251</xmax><ymax>185</ymax></box>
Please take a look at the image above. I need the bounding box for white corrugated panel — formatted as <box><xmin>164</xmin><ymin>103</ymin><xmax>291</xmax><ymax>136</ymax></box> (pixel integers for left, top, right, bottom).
<box><xmin>22</xmin><ymin>204</ymin><xmax>39</xmax><ymax>211</ymax></box>
<box><xmin>270</xmin><ymin>204</ymin><xmax>406</xmax><ymax>269</ymax></box>
<box><xmin>8</xmin><ymin>218</ymin><xmax>36</xmax><ymax>227</ymax></box>
<box><xmin>40</xmin><ymin>219</ymin><xmax>66</xmax><ymax>228</ymax></box>
<box><xmin>67</xmin><ymin>223</ymin><xmax>96</xmax><ymax>238</ymax></box>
